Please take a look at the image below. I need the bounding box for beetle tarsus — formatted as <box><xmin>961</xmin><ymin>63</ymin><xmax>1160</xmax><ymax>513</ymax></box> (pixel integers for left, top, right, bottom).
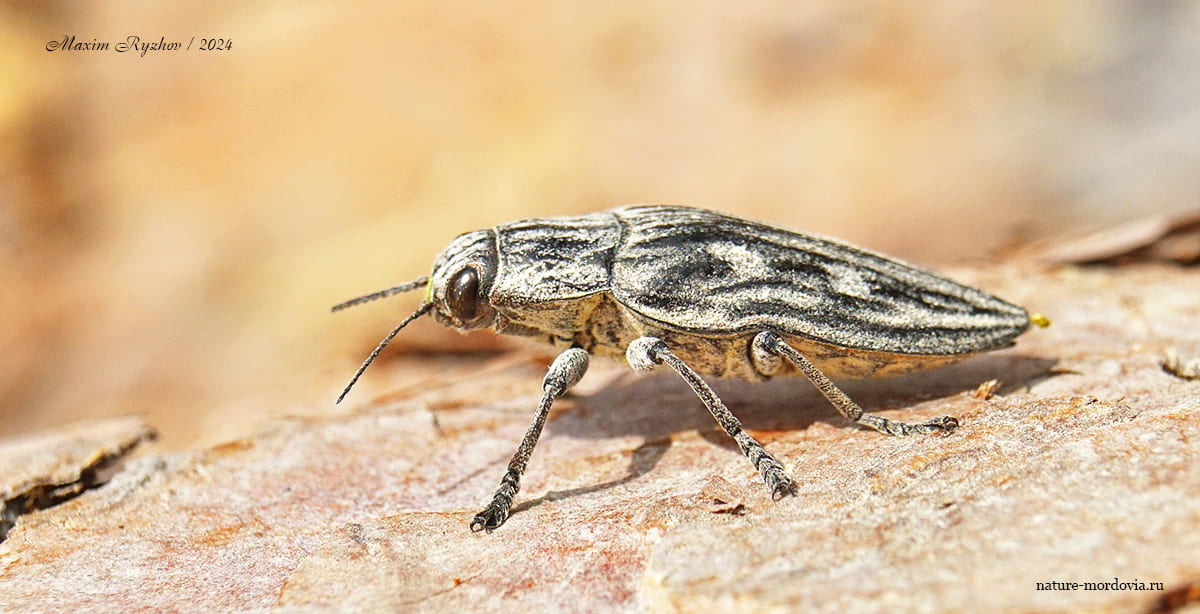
<box><xmin>856</xmin><ymin>412</ymin><xmax>959</xmax><ymax>437</ymax></box>
<box><xmin>471</xmin><ymin>493</ymin><xmax>514</xmax><ymax>533</ymax></box>
<box><xmin>764</xmin><ymin>463</ymin><xmax>799</xmax><ymax>499</ymax></box>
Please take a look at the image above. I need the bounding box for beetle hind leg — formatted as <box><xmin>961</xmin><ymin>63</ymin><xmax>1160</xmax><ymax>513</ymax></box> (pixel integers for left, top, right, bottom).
<box><xmin>626</xmin><ymin>337</ymin><xmax>799</xmax><ymax>500</ymax></box>
<box><xmin>752</xmin><ymin>331</ymin><xmax>958</xmax><ymax>436</ymax></box>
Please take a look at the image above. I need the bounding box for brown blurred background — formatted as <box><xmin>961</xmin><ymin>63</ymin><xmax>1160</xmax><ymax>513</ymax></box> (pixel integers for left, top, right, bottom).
<box><xmin>1</xmin><ymin>2</ymin><xmax>1195</xmax><ymax>450</ymax></box>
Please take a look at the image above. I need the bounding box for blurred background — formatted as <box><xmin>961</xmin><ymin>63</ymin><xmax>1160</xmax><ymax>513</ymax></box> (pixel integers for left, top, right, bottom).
<box><xmin>1</xmin><ymin>2</ymin><xmax>1196</xmax><ymax>450</ymax></box>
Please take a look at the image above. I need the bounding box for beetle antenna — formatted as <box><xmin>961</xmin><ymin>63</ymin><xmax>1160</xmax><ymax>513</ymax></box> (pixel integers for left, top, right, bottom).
<box><xmin>336</xmin><ymin>301</ymin><xmax>434</xmax><ymax>404</ymax></box>
<box><xmin>331</xmin><ymin>276</ymin><xmax>430</xmax><ymax>312</ymax></box>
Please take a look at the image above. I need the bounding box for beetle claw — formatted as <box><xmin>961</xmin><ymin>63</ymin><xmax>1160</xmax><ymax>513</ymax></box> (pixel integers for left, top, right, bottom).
<box><xmin>470</xmin><ymin>503</ymin><xmax>509</xmax><ymax>533</ymax></box>
<box><xmin>763</xmin><ymin>464</ymin><xmax>799</xmax><ymax>500</ymax></box>
<box><xmin>927</xmin><ymin>415</ymin><xmax>959</xmax><ymax>433</ymax></box>
<box><xmin>771</xmin><ymin>479</ymin><xmax>799</xmax><ymax>500</ymax></box>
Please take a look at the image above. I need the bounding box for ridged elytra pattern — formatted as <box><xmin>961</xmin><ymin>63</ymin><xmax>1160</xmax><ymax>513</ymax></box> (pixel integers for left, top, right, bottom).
<box><xmin>608</xmin><ymin>205</ymin><xmax>1030</xmax><ymax>354</ymax></box>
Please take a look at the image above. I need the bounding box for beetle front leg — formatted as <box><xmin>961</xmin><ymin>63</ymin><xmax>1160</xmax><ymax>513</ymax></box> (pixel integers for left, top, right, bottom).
<box><xmin>752</xmin><ymin>331</ymin><xmax>958</xmax><ymax>436</ymax></box>
<box><xmin>626</xmin><ymin>337</ymin><xmax>799</xmax><ymax>500</ymax></box>
<box><xmin>471</xmin><ymin>347</ymin><xmax>590</xmax><ymax>533</ymax></box>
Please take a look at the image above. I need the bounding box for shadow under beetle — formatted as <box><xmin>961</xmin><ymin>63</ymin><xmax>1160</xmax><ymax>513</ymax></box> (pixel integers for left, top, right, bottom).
<box><xmin>333</xmin><ymin>205</ymin><xmax>1045</xmax><ymax>532</ymax></box>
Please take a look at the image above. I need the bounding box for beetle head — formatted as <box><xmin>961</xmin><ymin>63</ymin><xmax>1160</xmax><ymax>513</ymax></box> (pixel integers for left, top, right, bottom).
<box><xmin>427</xmin><ymin>229</ymin><xmax>498</xmax><ymax>330</ymax></box>
<box><xmin>331</xmin><ymin>228</ymin><xmax>498</xmax><ymax>403</ymax></box>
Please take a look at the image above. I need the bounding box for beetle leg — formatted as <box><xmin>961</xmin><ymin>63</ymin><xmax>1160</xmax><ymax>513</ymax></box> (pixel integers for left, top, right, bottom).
<box><xmin>626</xmin><ymin>337</ymin><xmax>799</xmax><ymax>500</ymax></box>
<box><xmin>471</xmin><ymin>347</ymin><xmax>590</xmax><ymax>533</ymax></box>
<box><xmin>752</xmin><ymin>331</ymin><xmax>959</xmax><ymax>436</ymax></box>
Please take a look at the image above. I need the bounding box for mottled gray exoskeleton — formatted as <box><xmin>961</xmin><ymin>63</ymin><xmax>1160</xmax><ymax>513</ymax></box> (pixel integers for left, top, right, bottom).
<box><xmin>333</xmin><ymin>205</ymin><xmax>1042</xmax><ymax>532</ymax></box>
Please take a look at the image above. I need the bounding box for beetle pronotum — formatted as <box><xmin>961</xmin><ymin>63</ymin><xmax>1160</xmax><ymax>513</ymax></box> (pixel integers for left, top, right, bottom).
<box><xmin>334</xmin><ymin>205</ymin><xmax>1043</xmax><ymax>532</ymax></box>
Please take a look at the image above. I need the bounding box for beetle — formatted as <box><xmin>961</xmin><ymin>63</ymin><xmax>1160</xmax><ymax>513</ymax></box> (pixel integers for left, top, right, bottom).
<box><xmin>333</xmin><ymin>205</ymin><xmax>1043</xmax><ymax>532</ymax></box>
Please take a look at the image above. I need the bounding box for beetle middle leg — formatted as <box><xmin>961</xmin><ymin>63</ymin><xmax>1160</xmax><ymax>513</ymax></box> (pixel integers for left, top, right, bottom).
<box><xmin>626</xmin><ymin>337</ymin><xmax>799</xmax><ymax>500</ymax></box>
<box><xmin>471</xmin><ymin>347</ymin><xmax>590</xmax><ymax>532</ymax></box>
<box><xmin>752</xmin><ymin>331</ymin><xmax>958</xmax><ymax>436</ymax></box>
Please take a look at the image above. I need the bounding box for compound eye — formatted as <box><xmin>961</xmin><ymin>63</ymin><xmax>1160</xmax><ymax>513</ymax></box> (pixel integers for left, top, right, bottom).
<box><xmin>446</xmin><ymin>267</ymin><xmax>480</xmax><ymax>322</ymax></box>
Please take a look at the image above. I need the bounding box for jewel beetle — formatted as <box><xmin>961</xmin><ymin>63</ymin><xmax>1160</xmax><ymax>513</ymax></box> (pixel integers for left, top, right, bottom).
<box><xmin>333</xmin><ymin>205</ymin><xmax>1045</xmax><ymax>532</ymax></box>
